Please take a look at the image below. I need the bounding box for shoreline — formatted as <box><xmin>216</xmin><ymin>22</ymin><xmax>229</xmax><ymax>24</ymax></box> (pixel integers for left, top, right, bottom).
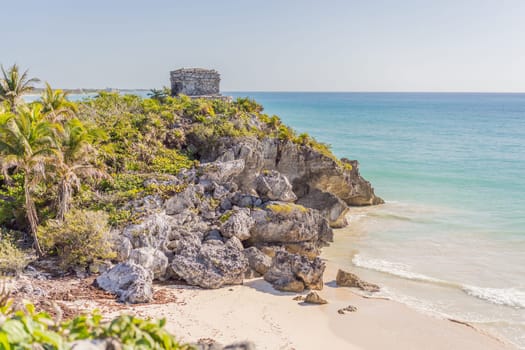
<box><xmin>61</xmin><ymin>260</ymin><xmax>515</xmax><ymax>350</ymax></box>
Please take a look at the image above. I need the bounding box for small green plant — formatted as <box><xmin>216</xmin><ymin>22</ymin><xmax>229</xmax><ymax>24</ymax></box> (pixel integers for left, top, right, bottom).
<box><xmin>218</xmin><ymin>210</ymin><xmax>233</xmax><ymax>223</ymax></box>
<box><xmin>38</xmin><ymin>209</ymin><xmax>115</xmax><ymax>269</ymax></box>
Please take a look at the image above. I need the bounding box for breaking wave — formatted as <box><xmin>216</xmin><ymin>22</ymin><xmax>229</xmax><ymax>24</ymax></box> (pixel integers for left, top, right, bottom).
<box><xmin>352</xmin><ymin>254</ymin><xmax>525</xmax><ymax>309</ymax></box>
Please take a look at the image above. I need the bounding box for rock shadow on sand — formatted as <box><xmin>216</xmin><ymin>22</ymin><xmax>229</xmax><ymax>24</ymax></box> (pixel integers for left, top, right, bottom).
<box><xmin>242</xmin><ymin>278</ymin><xmax>303</xmax><ymax>297</ymax></box>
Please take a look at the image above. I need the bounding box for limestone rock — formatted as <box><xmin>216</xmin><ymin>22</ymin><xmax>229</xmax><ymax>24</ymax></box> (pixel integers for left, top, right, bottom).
<box><xmin>165</xmin><ymin>187</ymin><xmax>198</xmax><ymax>215</ymax></box>
<box><xmin>220</xmin><ymin>208</ymin><xmax>255</xmax><ymax>241</ymax></box>
<box><xmin>199</xmin><ymin>160</ymin><xmax>245</xmax><ymax>183</ymax></box>
<box><xmin>120</xmin><ymin>280</ymin><xmax>153</xmax><ymax>304</ymax></box>
<box><xmin>336</xmin><ymin>269</ymin><xmax>380</xmax><ymax>292</ymax></box>
<box><xmin>193</xmin><ymin>137</ymin><xmax>383</xmax><ymax>220</ymax></box>
<box><xmin>250</xmin><ymin>202</ymin><xmax>332</xmax><ymax>245</ymax></box>
<box><xmin>255</xmin><ymin>170</ymin><xmax>297</xmax><ymax>202</ymax></box>
<box><xmin>231</xmin><ymin>193</ymin><xmax>262</xmax><ymax>208</ymax></box>
<box><xmin>129</xmin><ymin>247</ymin><xmax>168</xmax><ymax>280</ymax></box>
<box><xmin>220</xmin><ymin>198</ymin><xmax>233</xmax><ymax>211</ymax></box>
<box><xmin>296</xmin><ymin>189</ymin><xmax>349</xmax><ymax>228</ymax></box>
<box><xmin>274</xmin><ymin>279</ymin><xmax>305</xmax><ymax>293</ymax></box>
<box><xmin>249</xmin><ymin>202</ymin><xmax>332</xmax><ymax>258</ymax></box>
<box><xmin>226</xmin><ymin>236</ymin><xmax>244</xmax><ymax>251</ymax></box>
<box><xmin>338</xmin><ymin>305</ymin><xmax>358</xmax><ymax>314</ymax></box>
<box><xmin>243</xmin><ymin>247</ymin><xmax>272</xmax><ymax>277</ymax></box>
<box><xmin>170</xmin><ymin>239</ymin><xmax>248</xmax><ymax>289</ymax></box>
<box><xmin>96</xmin><ymin>262</ymin><xmax>153</xmax><ymax>303</ymax></box>
<box><xmin>122</xmin><ymin>212</ymin><xmax>179</xmax><ymax>253</ymax></box>
<box><xmin>204</xmin><ymin>229</ymin><xmax>224</xmax><ymax>242</ymax></box>
<box><xmin>304</xmin><ymin>291</ymin><xmax>328</xmax><ymax>304</ymax></box>
<box><xmin>192</xmin><ymin>341</ymin><xmax>256</xmax><ymax>350</ymax></box>
<box><xmin>128</xmin><ymin>194</ymin><xmax>164</xmax><ymax>215</ymax></box>
<box><xmin>223</xmin><ymin>342</ymin><xmax>257</xmax><ymax>350</ymax></box>
<box><xmin>113</xmin><ymin>235</ymin><xmax>133</xmax><ymax>261</ymax></box>
<box><xmin>264</xmin><ymin>251</ymin><xmax>325</xmax><ymax>292</ymax></box>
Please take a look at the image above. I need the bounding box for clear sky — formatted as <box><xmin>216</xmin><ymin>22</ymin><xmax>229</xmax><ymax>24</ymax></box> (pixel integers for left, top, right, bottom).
<box><xmin>3</xmin><ymin>0</ymin><xmax>525</xmax><ymax>92</ymax></box>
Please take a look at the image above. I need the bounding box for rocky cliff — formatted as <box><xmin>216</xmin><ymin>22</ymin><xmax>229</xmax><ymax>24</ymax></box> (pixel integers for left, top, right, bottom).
<box><xmin>96</xmin><ymin>99</ymin><xmax>383</xmax><ymax>302</ymax></box>
<box><xmin>192</xmin><ymin>133</ymin><xmax>383</xmax><ymax>227</ymax></box>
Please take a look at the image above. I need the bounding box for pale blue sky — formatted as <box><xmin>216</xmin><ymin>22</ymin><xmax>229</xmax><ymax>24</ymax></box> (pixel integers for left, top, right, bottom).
<box><xmin>3</xmin><ymin>0</ymin><xmax>525</xmax><ymax>91</ymax></box>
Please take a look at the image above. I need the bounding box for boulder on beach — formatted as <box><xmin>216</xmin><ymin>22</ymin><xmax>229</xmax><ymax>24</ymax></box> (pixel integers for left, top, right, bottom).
<box><xmin>335</xmin><ymin>269</ymin><xmax>380</xmax><ymax>292</ymax></box>
<box><xmin>264</xmin><ymin>251</ymin><xmax>325</xmax><ymax>292</ymax></box>
<box><xmin>96</xmin><ymin>262</ymin><xmax>153</xmax><ymax>304</ymax></box>
<box><xmin>170</xmin><ymin>237</ymin><xmax>248</xmax><ymax>289</ymax></box>
<box><xmin>304</xmin><ymin>291</ymin><xmax>328</xmax><ymax>304</ymax></box>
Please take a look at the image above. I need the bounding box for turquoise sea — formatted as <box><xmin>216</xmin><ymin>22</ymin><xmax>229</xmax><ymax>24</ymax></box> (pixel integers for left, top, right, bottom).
<box><xmin>230</xmin><ymin>92</ymin><xmax>525</xmax><ymax>349</ymax></box>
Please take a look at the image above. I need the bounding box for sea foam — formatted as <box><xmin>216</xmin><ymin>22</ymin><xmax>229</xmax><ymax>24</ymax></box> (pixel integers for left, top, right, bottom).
<box><xmin>353</xmin><ymin>254</ymin><xmax>525</xmax><ymax>309</ymax></box>
<box><xmin>352</xmin><ymin>254</ymin><xmax>459</xmax><ymax>288</ymax></box>
<box><xmin>463</xmin><ymin>286</ymin><xmax>525</xmax><ymax>309</ymax></box>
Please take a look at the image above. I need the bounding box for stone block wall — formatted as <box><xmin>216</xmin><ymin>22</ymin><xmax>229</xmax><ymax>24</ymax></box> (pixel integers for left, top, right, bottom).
<box><xmin>170</xmin><ymin>68</ymin><xmax>221</xmax><ymax>96</ymax></box>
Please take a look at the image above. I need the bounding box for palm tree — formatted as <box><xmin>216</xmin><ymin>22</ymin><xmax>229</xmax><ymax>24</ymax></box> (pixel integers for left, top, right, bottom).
<box><xmin>0</xmin><ymin>105</ymin><xmax>58</xmax><ymax>255</ymax></box>
<box><xmin>40</xmin><ymin>83</ymin><xmax>78</xmax><ymax>121</ymax></box>
<box><xmin>55</xmin><ymin>118</ymin><xmax>106</xmax><ymax>220</ymax></box>
<box><xmin>0</xmin><ymin>64</ymin><xmax>40</xmax><ymax>113</ymax></box>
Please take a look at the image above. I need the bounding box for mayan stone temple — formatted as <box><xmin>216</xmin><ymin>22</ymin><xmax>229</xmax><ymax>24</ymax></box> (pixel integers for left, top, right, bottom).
<box><xmin>170</xmin><ymin>68</ymin><xmax>221</xmax><ymax>97</ymax></box>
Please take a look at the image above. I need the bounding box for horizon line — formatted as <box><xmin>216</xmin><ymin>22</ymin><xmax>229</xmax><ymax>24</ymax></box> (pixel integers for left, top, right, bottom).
<box><xmin>25</xmin><ymin>88</ymin><xmax>525</xmax><ymax>95</ymax></box>
<box><xmin>225</xmin><ymin>90</ymin><xmax>525</xmax><ymax>94</ymax></box>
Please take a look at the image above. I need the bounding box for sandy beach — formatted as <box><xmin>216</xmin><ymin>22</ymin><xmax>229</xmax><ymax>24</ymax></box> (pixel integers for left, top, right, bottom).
<box><xmin>72</xmin><ymin>261</ymin><xmax>513</xmax><ymax>350</ymax></box>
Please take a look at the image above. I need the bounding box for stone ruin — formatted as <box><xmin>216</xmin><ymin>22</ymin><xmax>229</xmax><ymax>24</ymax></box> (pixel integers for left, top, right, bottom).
<box><xmin>170</xmin><ymin>68</ymin><xmax>221</xmax><ymax>97</ymax></box>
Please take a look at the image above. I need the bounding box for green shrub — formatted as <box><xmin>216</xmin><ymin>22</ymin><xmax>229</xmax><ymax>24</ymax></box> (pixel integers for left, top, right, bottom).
<box><xmin>0</xmin><ymin>301</ymin><xmax>192</xmax><ymax>350</ymax></box>
<box><xmin>277</xmin><ymin>125</ymin><xmax>295</xmax><ymax>141</ymax></box>
<box><xmin>151</xmin><ymin>148</ymin><xmax>194</xmax><ymax>174</ymax></box>
<box><xmin>0</xmin><ymin>174</ymin><xmax>25</xmax><ymax>229</ymax></box>
<box><xmin>0</xmin><ymin>239</ymin><xmax>27</xmax><ymax>275</ymax></box>
<box><xmin>38</xmin><ymin>210</ymin><xmax>115</xmax><ymax>269</ymax></box>
<box><xmin>233</xmin><ymin>97</ymin><xmax>263</xmax><ymax>113</ymax></box>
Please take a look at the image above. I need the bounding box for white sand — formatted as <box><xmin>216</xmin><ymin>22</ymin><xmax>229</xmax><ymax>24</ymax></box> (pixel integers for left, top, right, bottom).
<box><xmin>102</xmin><ymin>261</ymin><xmax>514</xmax><ymax>350</ymax></box>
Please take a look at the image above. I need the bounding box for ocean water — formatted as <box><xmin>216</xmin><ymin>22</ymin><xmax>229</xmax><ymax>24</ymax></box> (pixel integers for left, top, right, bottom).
<box><xmin>230</xmin><ymin>92</ymin><xmax>525</xmax><ymax>349</ymax></box>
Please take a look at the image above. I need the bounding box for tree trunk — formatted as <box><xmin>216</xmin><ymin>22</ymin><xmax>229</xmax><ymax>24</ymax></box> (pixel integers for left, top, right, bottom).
<box><xmin>24</xmin><ymin>178</ymin><xmax>43</xmax><ymax>256</ymax></box>
<box><xmin>9</xmin><ymin>97</ymin><xmax>17</xmax><ymax>114</ymax></box>
<box><xmin>57</xmin><ymin>179</ymin><xmax>71</xmax><ymax>221</ymax></box>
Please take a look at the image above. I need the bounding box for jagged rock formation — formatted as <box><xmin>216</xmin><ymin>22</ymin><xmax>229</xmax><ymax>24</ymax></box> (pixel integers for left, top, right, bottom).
<box><xmin>192</xmin><ymin>136</ymin><xmax>383</xmax><ymax>228</ymax></box>
<box><xmin>97</xmin><ymin>104</ymin><xmax>383</xmax><ymax>301</ymax></box>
